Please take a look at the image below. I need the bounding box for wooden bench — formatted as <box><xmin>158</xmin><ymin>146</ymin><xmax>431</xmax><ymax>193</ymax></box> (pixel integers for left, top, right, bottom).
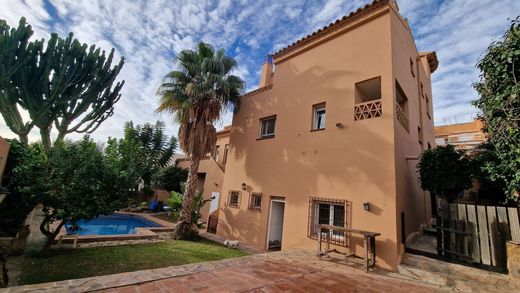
<box><xmin>316</xmin><ymin>224</ymin><xmax>381</xmax><ymax>272</ymax></box>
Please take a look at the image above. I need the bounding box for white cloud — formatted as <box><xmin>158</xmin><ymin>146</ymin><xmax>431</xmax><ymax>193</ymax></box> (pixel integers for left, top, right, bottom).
<box><xmin>1</xmin><ymin>0</ymin><xmax>519</xmax><ymax>144</ymax></box>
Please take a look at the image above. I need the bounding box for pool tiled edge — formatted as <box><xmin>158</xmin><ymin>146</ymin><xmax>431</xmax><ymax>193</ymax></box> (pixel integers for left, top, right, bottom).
<box><xmin>54</xmin><ymin>212</ymin><xmax>175</xmax><ymax>244</ymax></box>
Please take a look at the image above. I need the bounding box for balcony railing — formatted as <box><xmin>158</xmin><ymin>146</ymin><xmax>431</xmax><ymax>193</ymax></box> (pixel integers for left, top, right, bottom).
<box><xmin>396</xmin><ymin>103</ymin><xmax>409</xmax><ymax>132</ymax></box>
<box><xmin>354</xmin><ymin>99</ymin><xmax>382</xmax><ymax>121</ymax></box>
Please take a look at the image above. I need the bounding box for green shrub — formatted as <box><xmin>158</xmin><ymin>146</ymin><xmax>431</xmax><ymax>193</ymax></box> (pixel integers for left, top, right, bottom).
<box><xmin>0</xmin><ymin>140</ymin><xmax>46</xmax><ymax>236</ymax></box>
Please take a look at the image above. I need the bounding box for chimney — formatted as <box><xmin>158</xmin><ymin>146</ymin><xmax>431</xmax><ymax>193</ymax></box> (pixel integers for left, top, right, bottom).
<box><xmin>259</xmin><ymin>55</ymin><xmax>273</xmax><ymax>87</ymax></box>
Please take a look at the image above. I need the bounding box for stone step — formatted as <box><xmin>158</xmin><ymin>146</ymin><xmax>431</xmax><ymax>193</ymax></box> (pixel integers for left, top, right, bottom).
<box><xmin>399</xmin><ymin>253</ymin><xmax>516</xmax><ymax>292</ymax></box>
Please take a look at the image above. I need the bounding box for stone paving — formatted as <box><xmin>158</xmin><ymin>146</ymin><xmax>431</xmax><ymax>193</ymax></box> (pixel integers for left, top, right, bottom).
<box><xmin>4</xmin><ymin>251</ymin><xmax>452</xmax><ymax>292</ymax></box>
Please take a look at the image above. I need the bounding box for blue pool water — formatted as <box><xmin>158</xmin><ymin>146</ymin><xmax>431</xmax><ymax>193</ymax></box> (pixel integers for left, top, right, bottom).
<box><xmin>65</xmin><ymin>214</ymin><xmax>160</xmax><ymax>235</ymax></box>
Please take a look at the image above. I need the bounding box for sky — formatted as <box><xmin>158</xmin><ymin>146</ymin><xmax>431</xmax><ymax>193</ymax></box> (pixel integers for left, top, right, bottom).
<box><xmin>1</xmin><ymin>0</ymin><xmax>519</xmax><ymax>143</ymax></box>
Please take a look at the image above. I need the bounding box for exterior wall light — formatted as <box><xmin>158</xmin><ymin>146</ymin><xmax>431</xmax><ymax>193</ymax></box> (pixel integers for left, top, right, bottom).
<box><xmin>241</xmin><ymin>183</ymin><xmax>247</xmax><ymax>191</ymax></box>
<box><xmin>336</xmin><ymin>123</ymin><xmax>344</xmax><ymax>128</ymax></box>
<box><xmin>363</xmin><ymin>202</ymin><xmax>370</xmax><ymax>211</ymax></box>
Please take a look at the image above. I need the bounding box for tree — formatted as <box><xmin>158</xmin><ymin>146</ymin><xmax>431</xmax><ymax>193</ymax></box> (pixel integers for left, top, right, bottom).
<box><xmin>0</xmin><ymin>140</ymin><xmax>46</xmax><ymax>237</ymax></box>
<box><xmin>39</xmin><ymin>137</ymin><xmax>133</xmax><ymax>252</ymax></box>
<box><xmin>152</xmin><ymin>165</ymin><xmax>188</xmax><ymax>192</ymax></box>
<box><xmin>157</xmin><ymin>42</ymin><xmax>244</xmax><ymax>239</ymax></box>
<box><xmin>417</xmin><ymin>145</ymin><xmax>473</xmax><ymax>202</ymax></box>
<box><xmin>473</xmin><ymin>16</ymin><xmax>520</xmax><ymax>203</ymax></box>
<box><xmin>0</xmin><ymin>18</ymin><xmax>42</xmax><ymax>144</ymax></box>
<box><xmin>0</xmin><ymin>17</ymin><xmax>125</xmax><ymax>152</ymax></box>
<box><xmin>105</xmin><ymin>121</ymin><xmax>177</xmax><ymax>197</ymax></box>
<box><xmin>470</xmin><ymin>143</ymin><xmax>508</xmax><ymax>204</ymax></box>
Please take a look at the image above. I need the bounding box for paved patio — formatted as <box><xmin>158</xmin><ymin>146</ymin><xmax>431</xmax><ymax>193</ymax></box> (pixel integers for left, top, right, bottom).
<box><xmin>6</xmin><ymin>251</ymin><xmax>451</xmax><ymax>292</ymax></box>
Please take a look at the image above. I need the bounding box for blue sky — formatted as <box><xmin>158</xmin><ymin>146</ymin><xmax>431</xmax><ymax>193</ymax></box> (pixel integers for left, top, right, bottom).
<box><xmin>1</xmin><ymin>0</ymin><xmax>520</xmax><ymax>143</ymax></box>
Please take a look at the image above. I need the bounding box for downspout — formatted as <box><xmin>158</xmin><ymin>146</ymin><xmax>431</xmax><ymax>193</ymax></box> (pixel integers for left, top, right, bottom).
<box><xmin>416</xmin><ymin>56</ymin><xmax>428</xmax><ymax>227</ymax></box>
<box><xmin>416</xmin><ymin>56</ymin><xmax>425</xmax><ymax>151</ymax></box>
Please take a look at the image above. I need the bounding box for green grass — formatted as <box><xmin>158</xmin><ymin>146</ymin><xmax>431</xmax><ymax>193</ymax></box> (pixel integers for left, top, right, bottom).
<box><xmin>20</xmin><ymin>238</ymin><xmax>247</xmax><ymax>285</ymax></box>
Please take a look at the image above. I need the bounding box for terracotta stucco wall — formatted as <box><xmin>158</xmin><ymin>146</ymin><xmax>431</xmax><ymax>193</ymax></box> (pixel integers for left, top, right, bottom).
<box><xmin>217</xmin><ymin>10</ymin><xmax>402</xmax><ymax>270</ymax></box>
<box><xmin>389</xmin><ymin>7</ymin><xmax>434</xmax><ymax>256</ymax></box>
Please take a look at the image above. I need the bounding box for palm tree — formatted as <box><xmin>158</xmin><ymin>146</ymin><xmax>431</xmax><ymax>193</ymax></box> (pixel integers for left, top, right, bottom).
<box><xmin>157</xmin><ymin>42</ymin><xmax>244</xmax><ymax>239</ymax></box>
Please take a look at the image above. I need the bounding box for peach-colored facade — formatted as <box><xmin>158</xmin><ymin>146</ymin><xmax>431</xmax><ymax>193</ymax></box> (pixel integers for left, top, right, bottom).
<box><xmin>176</xmin><ymin>0</ymin><xmax>436</xmax><ymax>271</ymax></box>
<box><xmin>435</xmin><ymin>120</ymin><xmax>486</xmax><ymax>151</ymax></box>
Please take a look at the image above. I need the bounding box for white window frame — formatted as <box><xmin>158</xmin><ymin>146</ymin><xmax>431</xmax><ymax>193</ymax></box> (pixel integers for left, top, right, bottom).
<box><xmin>259</xmin><ymin>116</ymin><xmax>276</xmax><ymax>139</ymax></box>
<box><xmin>313</xmin><ymin>105</ymin><xmax>326</xmax><ymax>130</ymax></box>
<box><xmin>214</xmin><ymin>145</ymin><xmax>220</xmax><ymax>162</ymax></box>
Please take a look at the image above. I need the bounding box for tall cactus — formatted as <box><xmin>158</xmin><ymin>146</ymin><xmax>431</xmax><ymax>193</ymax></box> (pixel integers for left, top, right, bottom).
<box><xmin>0</xmin><ymin>17</ymin><xmax>125</xmax><ymax>152</ymax></box>
<box><xmin>0</xmin><ymin>17</ymin><xmax>42</xmax><ymax>144</ymax></box>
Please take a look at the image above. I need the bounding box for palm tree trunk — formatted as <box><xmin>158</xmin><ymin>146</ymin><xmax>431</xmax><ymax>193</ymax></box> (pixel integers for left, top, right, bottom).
<box><xmin>172</xmin><ymin>157</ymin><xmax>200</xmax><ymax>239</ymax></box>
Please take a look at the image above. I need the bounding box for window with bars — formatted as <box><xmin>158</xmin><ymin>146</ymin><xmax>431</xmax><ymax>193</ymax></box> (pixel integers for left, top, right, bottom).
<box><xmin>248</xmin><ymin>193</ymin><xmax>262</xmax><ymax>211</ymax></box>
<box><xmin>228</xmin><ymin>190</ymin><xmax>240</xmax><ymax>208</ymax></box>
<box><xmin>308</xmin><ymin>197</ymin><xmax>349</xmax><ymax>245</ymax></box>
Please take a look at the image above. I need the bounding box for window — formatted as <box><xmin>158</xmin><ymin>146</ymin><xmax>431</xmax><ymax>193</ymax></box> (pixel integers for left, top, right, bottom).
<box><xmin>312</xmin><ymin>104</ymin><xmax>326</xmax><ymax>130</ymax></box>
<box><xmin>222</xmin><ymin>144</ymin><xmax>229</xmax><ymax>164</ymax></box>
<box><xmin>410</xmin><ymin>58</ymin><xmax>415</xmax><ymax>77</ymax></box>
<box><xmin>308</xmin><ymin>197</ymin><xmax>348</xmax><ymax>245</ymax></box>
<box><xmin>395</xmin><ymin>80</ymin><xmax>409</xmax><ymax>131</ymax></box>
<box><xmin>418</xmin><ymin>126</ymin><xmax>423</xmax><ymax>145</ymax></box>
<box><xmin>428</xmin><ymin>142</ymin><xmax>432</xmax><ymax>150</ymax></box>
<box><xmin>248</xmin><ymin>193</ymin><xmax>262</xmax><ymax>211</ymax></box>
<box><xmin>435</xmin><ymin>137</ymin><xmax>446</xmax><ymax>145</ymax></box>
<box><xmin>214</xmin><ymin>145</ymin><xmax>220</xmax><ymax>162</ymax></box>
<box><xmin>420</xmin><ymin>82</ymin><xmax>424</xmax><ymax>98</ymax></box>
<box><xmin>259</xmin><ymin>116</ymin><xmax>276</xmax><ymax>139</ymax></box>
<box><xmin>228</xmin><ymin>190</ymin><xmax>240</xmax><ymax>208</ymax></box>
<box><xmin>425</xmin><ymin>95</ymin><xmax>431</xmax><ymax>119</ymax></box>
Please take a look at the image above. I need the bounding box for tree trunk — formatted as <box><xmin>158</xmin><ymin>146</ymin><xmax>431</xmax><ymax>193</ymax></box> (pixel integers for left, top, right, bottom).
<box><xmin>172</xmin><ymin>157</ymin><xmax>200</xmax><ymax>240</ymax></box>
<box><xmin>18</xmin><ymin>133</ymin><xmax>28</xmax><ymax>145</ymax></box>
<box><xmin>39</xmin><ymin>126</ymin><xmax>52</xmax><ymax>154</ymax></box>
<box><xmin>39</xmin><ymin>215</ymin><xmax>65</xmax><ymax>254</ymax></box>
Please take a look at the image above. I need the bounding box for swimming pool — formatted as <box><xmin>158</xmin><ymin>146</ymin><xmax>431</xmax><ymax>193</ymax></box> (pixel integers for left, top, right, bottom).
<box><xmin>65</xmin><ymin>214</ymin><xmax>161</xmax><ymax>235</ymax></box>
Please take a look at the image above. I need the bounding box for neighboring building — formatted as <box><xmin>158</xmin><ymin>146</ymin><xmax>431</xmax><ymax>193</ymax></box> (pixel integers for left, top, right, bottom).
<box><xmin>177</xmin><ymin>126</ymin><xmax>231</xmax><ymax>221</ymax></box>
<box><xmin>435</xmin><ymin>120</ymin><xmax>486</xmax><ymax>151</ymax></box>
<box><xmin>180</xmin><ymin>0</ymin><xmax>437</xmax><ymax>271</ymax></box>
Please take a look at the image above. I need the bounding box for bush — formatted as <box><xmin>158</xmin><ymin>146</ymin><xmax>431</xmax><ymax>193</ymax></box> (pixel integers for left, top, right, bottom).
<box><xmin>417</xmin><ymin>145</ymin><xmax>473</xmax><ymax>202</ymax></box>
<box><xmin>0</xmin><ymin>140</ymin><xmax>46</xmax><ymax>237</ymax></box>
<box><xmin>152</xmin><ymin>165</ymin><xmax>188</xmax><ymax>192</ymax></box>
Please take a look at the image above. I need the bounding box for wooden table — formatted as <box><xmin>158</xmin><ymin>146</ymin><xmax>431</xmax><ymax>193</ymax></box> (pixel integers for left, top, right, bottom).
<box><xmin>316</xmin><ymin>224</ymin><xmax>381</xmax><ymax>272</ymax></box>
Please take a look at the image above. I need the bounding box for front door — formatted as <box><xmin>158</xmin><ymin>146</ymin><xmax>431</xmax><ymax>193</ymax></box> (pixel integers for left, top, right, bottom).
<box><xmin>268</xmin><ymin>199</ymin><xmax>285</xmax><ymax>250</ymax></box>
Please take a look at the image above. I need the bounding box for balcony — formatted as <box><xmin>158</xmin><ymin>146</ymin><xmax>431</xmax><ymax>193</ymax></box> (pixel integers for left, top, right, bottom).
<box><xmin>354</xmin><ymin>99</ymin><xmax>382</xmax><ymax>121</ymax></box>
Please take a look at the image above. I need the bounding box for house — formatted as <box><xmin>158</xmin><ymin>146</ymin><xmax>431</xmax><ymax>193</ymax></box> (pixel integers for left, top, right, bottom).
<box><xmin>177</xmin><ymin>126</ymin><xmax>230</xmax><ymax>220</ymax></box>
<box><xmin>435</xmin><ymin>120</ymin><xmax>486</xmax><ymax>152</ymax></box>
<box><xmin>181</xmin><ymin>0</ymin><xmax>438</xmax><ymax>271</ymax></box>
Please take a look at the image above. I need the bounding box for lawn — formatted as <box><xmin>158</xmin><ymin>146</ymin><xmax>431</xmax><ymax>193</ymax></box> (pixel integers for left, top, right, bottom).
<box><xmin>20</xmin><ymin>238</ymin><xmax>247</xmax><ymax>285</ymax></box>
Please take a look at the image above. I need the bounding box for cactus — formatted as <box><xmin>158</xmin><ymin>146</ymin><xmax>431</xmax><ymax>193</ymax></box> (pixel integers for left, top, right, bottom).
<box><xmin>0</xmin><ymin>17</ymin><xmax>125</xmax><ymax>152</ymax></box>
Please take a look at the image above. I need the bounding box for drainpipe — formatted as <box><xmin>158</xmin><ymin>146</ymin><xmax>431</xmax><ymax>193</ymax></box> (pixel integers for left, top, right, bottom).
<box><xmin>416</xmin><ymin>56</ymin><xmax>425</xmax><ymax>151</ymax></box>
